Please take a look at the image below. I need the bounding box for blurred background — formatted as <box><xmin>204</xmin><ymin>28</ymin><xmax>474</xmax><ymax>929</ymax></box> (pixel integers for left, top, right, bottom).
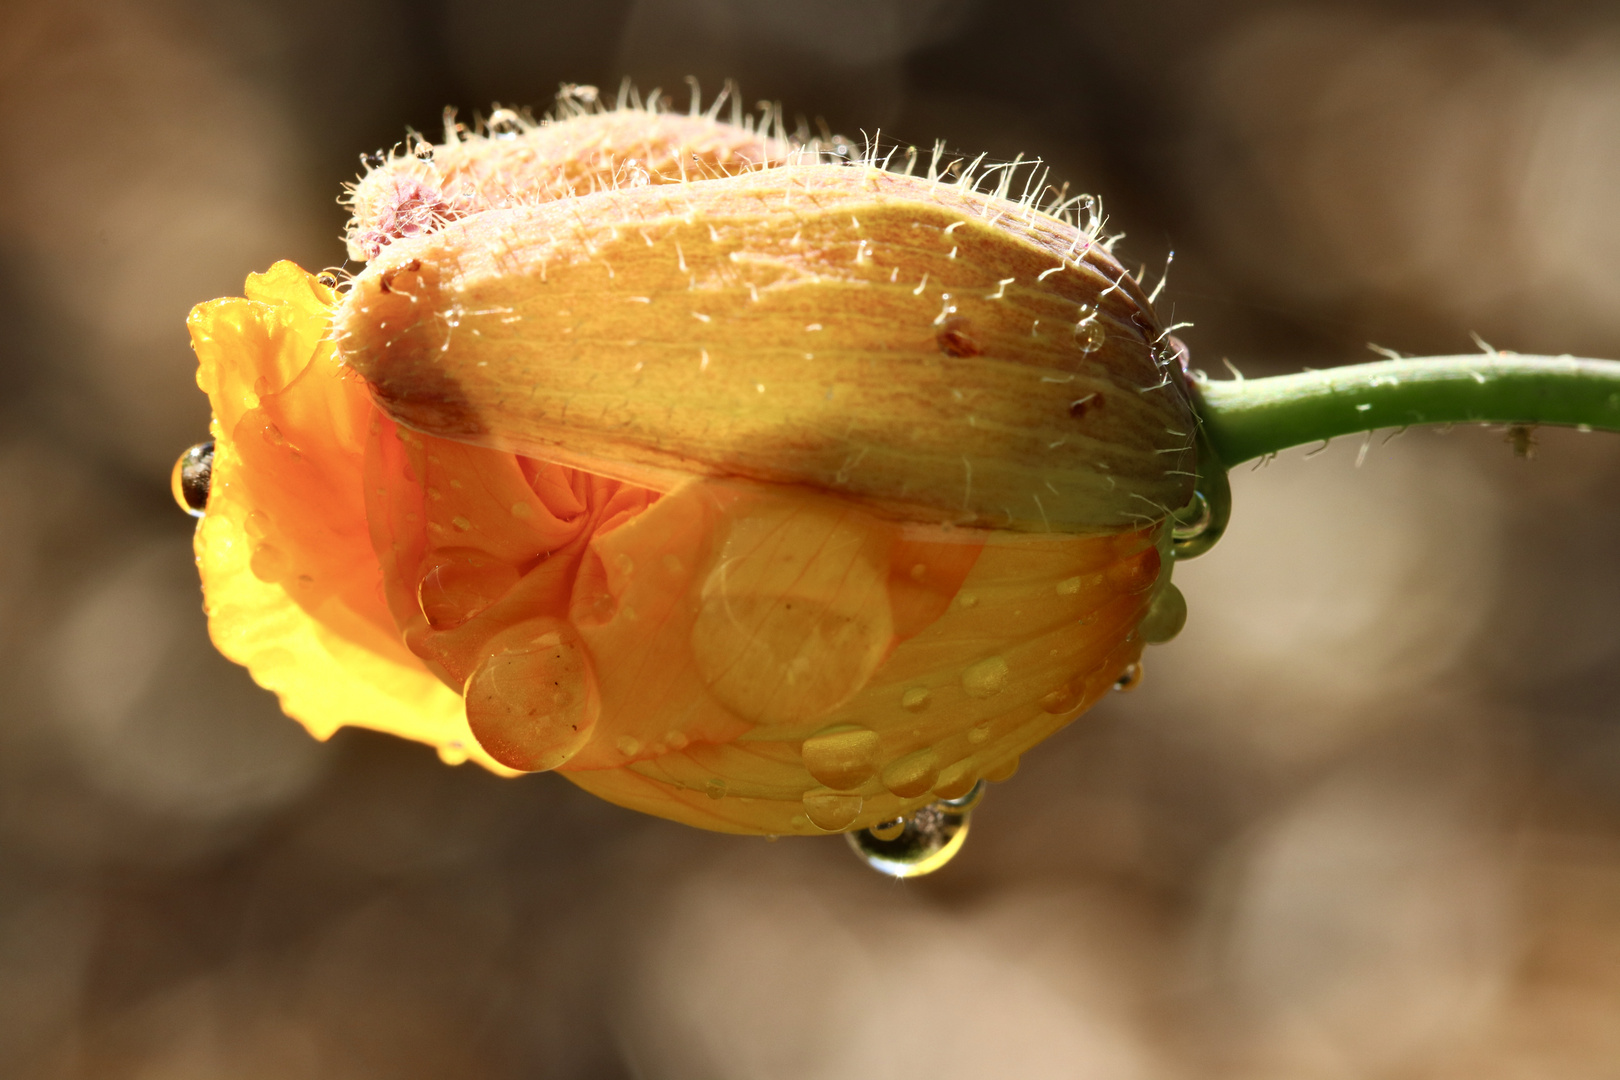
<box><xmin>2</xmin><ymin>0</ymin><xmax>1619</xmax><ymax>1076</ymax></box>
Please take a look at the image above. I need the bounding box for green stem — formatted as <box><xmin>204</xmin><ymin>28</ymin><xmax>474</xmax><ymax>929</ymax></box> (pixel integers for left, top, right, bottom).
<box><xmin>1192</xmin><ymin>354</ymin><xmax>1620</xmax><ymax>466</ymax></box>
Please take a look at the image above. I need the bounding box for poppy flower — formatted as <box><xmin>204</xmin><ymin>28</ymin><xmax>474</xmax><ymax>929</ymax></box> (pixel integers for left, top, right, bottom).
<box><xmin>183</xmin><ymin>104</ymin><xmax>1201</xmax><ymax>838</ymax></box>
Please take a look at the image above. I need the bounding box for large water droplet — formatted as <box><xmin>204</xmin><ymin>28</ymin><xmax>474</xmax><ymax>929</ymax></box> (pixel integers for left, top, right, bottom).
<box><xmin>465</xmin><ymin>619</ymin><xmax>598</xmax><ymax>772</ymax></box>
<box><xmin>802</xmin><ymin>724</ymin><xmax>880</xmax><ymax>790</ymax></box>
<box><xmin>803</xmin><ymin>787</ymin><xmax>863</xmax><ymax>830</ymax></box>
<box><xmin>690</xmin><ymin>504</ymin><xmax>892</xmax><ymax>725</ymax></box>
<box><xmin>847</xmin><ymin>789</ymin><xmax>979</xmax><ymax>878</ymax></box>
<box><xmin>881</xmin><ymin>748</ymin><xmax>941</xmax><ymax>798</ymax></box>
<box><xmin>171</xmin><ymin>440</ymin><xmax>214</xmax><ymax>517</ymax></box>
<box><xmin>1138</xmin><ymin>582</ymin><xmax>1188</xmax><ymax>644</ymax></box>
<box><xmin>417</xmin><ymin>548</ymin><xmax>521</xmax><ymax>630</ymax></box>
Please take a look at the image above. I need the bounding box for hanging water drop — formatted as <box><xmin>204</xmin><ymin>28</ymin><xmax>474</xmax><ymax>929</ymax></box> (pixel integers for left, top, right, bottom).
<box><xmin>1114</xmin><ymin>662</ymin><xmax>1143</xmax><ymax>692</ymax></box>
<box><xmin>1171</xmin><ymin>491</ymin><xmax>1211</xmax><ymax>552</ymax></box>
<box><xmin>846</xmin><ymin>782</ymin><xmax>984</xmax><ymax>878</ymax></box>
<box><xmin>486</xmin><ymin>108</ymin><xmax>523</xmax><ymax>139</ymax></box>
<box><xmin>1138</xmin><ymin>582</ymin><xmax>1188</xmax><ymax>644</ymax></box>
<box><xmin>171</xmin><ymin>440</ymin><xmax>214</xmax><ymax>517</ymax></box>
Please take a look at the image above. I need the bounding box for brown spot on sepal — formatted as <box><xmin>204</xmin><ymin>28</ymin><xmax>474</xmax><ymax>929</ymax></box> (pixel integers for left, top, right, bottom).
<box><xmin>1068</xmin><ymin>393</ymin><xmax>1103</xmax><ymax>420</ymax></box>
<box><xmin>935</xmin><ymin>318</ymin><xmax>983</xmax><ymax>358</ymax></box>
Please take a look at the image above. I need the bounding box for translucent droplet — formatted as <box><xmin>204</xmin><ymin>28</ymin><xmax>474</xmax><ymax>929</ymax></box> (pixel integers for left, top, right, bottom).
<box><xmin>705</xmin><ymin>778</ymin><xmax>728</xmax><ymax>800</ymax></box>
<box><xmin>961</xmin><ymin>656</ymin><xmax>1010</xmax><ymax>699</ymax></box>
<box><xmin>1114</xmin><ymin>662</ymin><xmax>1143</xmax><ymax>692</ymax></box>
<box><xmin>487</xmin><ymin>108</ymin><xmax>523</xmax><ymax>138</ymax></box>
<box><xmin>869</xmin><ymin>817</ymin><xmax>906</xmax><ymax>842</ymax></box>
<box><xmin>802</xmin><ymin>724</ymin><xmax>881</xmax><ymax>790</ymax></box>
<box><xmin>464</xmin><ymin>619</ymin><xmax>598</xmax><ymax>772</ymax></box>
<box><xmin>956</xmin><ymin>591</ymin><xmax>980</xmax><ymax>610</ymax></box>
<box><xmin>616</xmin><ymin>735</ymin><xmax>643</xmax><ymax>757</ymax></box>
<box><xmin>881</xmin><ymin>748</ymin><xmax>940</xmax><ymax>798</ymax></box>
<box><xmin>967</xmin><ymin>722</ymin><xmax>992</xmax><ymax>745</ymax></box>
<box><xmin>1038</xmin><ymin>680</ymin><xmax>1083</xmax><ymax>714</ymax></box>
<box><xmin>437</xmin><ymin>741</ymin><xmax>469</xmax><ymax>766</ymax></box>
<box><xmin>1138</xmin><ymin>582</ymin><xmax>1188</xmax><ymax>644</ymax></box>
<box><xmin>1074</xmin><ymin>319</ymin><xmax>1105</xmax><ymax>353</ymax></box>
<box><xmin>1171</xmin><ymin>491</ymin><xmax>1212</xmax><ymax>547</ymax></box>
<box><xmin>690</xmin><ymin>505</ymin><xmax>892</xmax><ymax>725</ymax></box>
<box><xmin>170</xmin><ymin>439</ymin><xmax>214</xmax><ymax>517</ymax></box>
<box><xmin>931</xmin><ymin>761</ymin><xmax>977</xmax><ymax>799</ymax></box>
<box><xmin>803</xmin><ymin>787</ymin><xmax>863</xmax><ymax>830</ymax></box>
<box><xmin>417</xmin><ymin>548</ymin><xmax>520</xmax><ymax>630</ymax></box>
<box><xmin>249</xmin><ymin>543</ymin><xmax>289</xmax><ymax>583</ymax></box>
<box><xmin>900</xmin><ymin>687</ymin><xmax>930</xmax><ymax>712</ymax></box>
<box><xmin>847</xmin><ymin>795</ymin><xmax>975</xmax><ymax>878</ymax></box>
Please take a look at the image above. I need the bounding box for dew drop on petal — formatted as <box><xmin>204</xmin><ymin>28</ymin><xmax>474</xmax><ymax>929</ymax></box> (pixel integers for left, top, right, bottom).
<box><xmin>705</xmin><ymin>778</ymin><xmax>728</xmax><ymax>800</ymax></box>
<box><xmin>417</xmin><ymin>548</ymin><xmax>521</xmax><ymax>630</ymax></box>
<box><xmin>900</xmin><ymin>687</ymin><xmax>930</xmax><ymax>712</ymax></box>
<box><xmin>802</xmin><ymin>724</ymin><xmax>881</xmax><ymax>790</ymax></box>
<box><xmin>847</xmin><ymin>795</ymin><xmax>975</xmax><ymax>878</ymax></box>
<box><xmin>881</xmin><ymin>747</ymin><xmax>941</xmax><ymax>798</ymax></box>
<box><xmin>961</xmin><ymin>656</ymin><xmax>1010</xmax><ymax>699</ymax></box>
<box><xmin>170</xmin><ymin>440</ymin><xmax>214</xmax><ymax>517</ymax></box>
<box><xmin>465</xmin><ymin>619</ymin><xmax>598</xmax><ymax>772</ymax></box>
<box><xmin>803</xmin><ymin>787</ymin><xmax>863</xmax><ymax>830</ymax></box>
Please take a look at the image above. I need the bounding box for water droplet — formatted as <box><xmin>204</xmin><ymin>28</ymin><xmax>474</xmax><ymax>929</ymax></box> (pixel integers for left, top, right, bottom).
<box><xmin>487</xmin><ymin>108</ymin><xmax>523</xmax><ymax>138</ymax></box>
<box><xmin>612</xmin><ymin>552</ymin><xmax>635</xmax><ymax>578</ymax></box>
<box><xmin>956</xmin><ymin>591</ymin><xmax>980</xmax><ymax>610</ymax></box>
<box><xmin>662</xmin><ymin>552</ymin><xmax>684</xmax><ymax>575</ymax></box>
<box><xmin>451</xmin><ymin>515</ymin><xmax>473</xmax><ymax>532</ymax></box>
<box><xmin>249</xmin><ymin>543</ymin><xmax>289</xmax><ymax>583</ymax></box>
<box><xmin>465</xmin><ymin>619</ymin><xmax>598</xmax><ymax>772</ymax></box>
<box><xmin>1074</xmin><ymin>319</ymin><xmax>1105</xmax><ymax>353</ymax></box>
<box><xmin>967</xmin><ymin>722</ymin><xmax>992</xmax><ymax>745</ymax></box>
<box><xmin>1138</xmin><ymin>582</ymin><xmax>1188</xmax><ymax>644</ymax></box>
<box><xmin>262</xmin><ymin>422</ymin><xmax>285</xmax><ymax>446</ymax></box>
<box><xmin>900</xmin><ymin>687</ymin><xmax>930</xmax><ymax>712</ymax></box>
<box><xmin>170</xmin><ymin>440</ymin><xmax>214</xmax><ymax>517</ymax></box>
<box><xmin>1038</xmin><ymin>680</ymin><xmax>1084</xmax><ymax>715</ymax></box>
<box><xmin>932</xmin><ymin>761</ymin><xmax>977</xmax><ymax>799</ymax></box>
<box><xmin>705</xmin><ymin>778</ymin><xmax>729</xmax><ymax>800</ymax></box>
<box><xmin>1171</xmin><ymin>491</ymin><xmax>1212</xmax><ymax>546</ymax></box>
<box><xmin>437</xmin><ymin>741</ymin><xmax>469</xmax><ymax>766</ymax></box>
<box><xmin>847</xmin><ymin>795</ymin><xmax>974</xmax><ymax>878</ymax></box>
<box><xmin>961</xmin><ymin>656</ymin><xmax>1009</xmax><ymax>699</ymax></box>
<box><xmin>417</xmin><ymin>549</ymin><xmax>520</xmax><ymax>630</ymax></box>
<box><xmin>803</xmin><ymin>787</ymin><xmax>863</xmax><ymax>830</ymax></box>
<box><xmin>881</xmin><ymin>748</ymin><xmax>940</xmax><ymax>798</ymax></box>
<box><xmin>664</xmin><ymin>731</ymin><xmax>690</xmax><ymax>751</ymax></box>
<box><xmin>1113</xmin><ymin>662</ymin><xmax>1143</xmax><ymax>692</ymax></box>
<box><xmin>690</xmin><ymin>505</ymin><xmax>892</xmax><ymax>724</ymax></box>
<box><xmin>1056</xmin><ymin>575</ymin><xmax>1083</xmax><ymax>596</ymax></box>
<box><xmin>802</xmin><ymin>724</ymin><xmax>880</xmax><ymax>790</ymax></box>
<box><xmin>909</xmin><ymin>562</ymin><xmax>927</xmax><ymax>582</ymax></box>
<box><xmin>244</xmin><ymin>510</ymin><xmax>270</xmax><ymax>541</ymax></box>
<box><xmin>616</xmin><ymin>735</ymin><xmax>643</xmax><ymax>757</ymax></box>
<box><xmin>869</xmin><ymin>817</ymin><xmax>906</xmax><ymax>841</ymax></box>
<box><xmin>511</xmin><ymin>501</ymin><xmax>534</xmax><ymax>520</ymax></box>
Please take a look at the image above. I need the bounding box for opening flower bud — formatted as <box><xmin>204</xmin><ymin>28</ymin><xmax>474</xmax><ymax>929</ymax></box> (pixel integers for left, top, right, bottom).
<box><xmin>183</xmin><ymin>99</ymin><xmax>1203</xmax><ymax>840</ymax></box>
